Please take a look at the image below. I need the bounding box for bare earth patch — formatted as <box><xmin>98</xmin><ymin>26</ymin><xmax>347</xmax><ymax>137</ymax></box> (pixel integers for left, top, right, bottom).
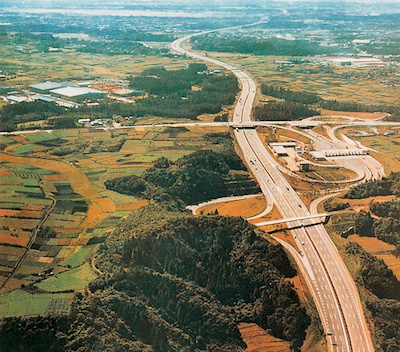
<box><xmin>238</xmin><ymin>322</ymin><xmax>290</xmax><ymax>352</ymax></box>
<box><xmin>320</xmin><ymin>109</ymin><xmax>387</xmax><ymax>120</ymax></box>
<box><xmin>116</xmin><ymin>199</ymin><xmax>148</xmax><ymax>211</ymax></box>
<box><xmin>348</xmin><ymin>234</ymin><xmax>395</xmax><ymax>254</ymax></box>
<box><xmin>196</xmin><ymin>195</ymin><xmax>266</xmax><ymax>218</ymax></box>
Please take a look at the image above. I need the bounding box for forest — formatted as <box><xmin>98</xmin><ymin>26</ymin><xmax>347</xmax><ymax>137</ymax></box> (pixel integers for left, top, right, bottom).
<box><xmin>93</xmin><ymin>208</ymin><xmax>310</xmax><ymax>351</ymax></box>
<box><xmin>128</xmin><ymin>64</ymin><xmax>239</xmax><ymax>119</ymax></box>
<box><xmin>344</xmin><ymin>173</ymin><xmax>400</xmax><ymax>199</ymax></box>
<box><xmin>191</xmin><ymin>35</ymin><xmax>337</xmax><ymax>56</ymax></box>
<box><xmin>354</xmin><ymin>204</ymin><xmax>400</xmax><ymax>248</ymax></box>
<box><xmin>349</xmin><ymin>173</ymin><xmax>400</xmax><ymax>249</ymax></box>
<box><xmin>259</xmin><ymin>84</ymin><xmax>400</xmax><ymax>121</ymax></box>
<box><xmin>253</xmin><ymin>101</ymin><xmax>319</xmax><ymax>121</ymax></box>
<box><xmin>0</xmin><ymin>101</ymin><xmax>66</xmax><ymax>132</ymax></box>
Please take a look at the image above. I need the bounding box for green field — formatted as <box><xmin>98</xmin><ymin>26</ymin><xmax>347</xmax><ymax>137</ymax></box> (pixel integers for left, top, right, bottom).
<box><xmin>35</xmin><ymin>263</ymin><xmax>97</xmax><ymax>292</ymax></box>
<box><xmin>60</xmin><ymin>246</ymin><xmax>95</xmax><ymax>268</ymax></box>
<box><xmin>25</xmin><ymin>132</ymin><xmax>59</xmax><ymax>143</ymax></box>
<box><xmin>52</xmin><ymin>129</ymin><xmax>80</xmax><ymax>138</ymax></box>
<box><xmin>12</xmin><ymin>144</ymin><xmax>40</xmax><ymax>154</ymax></box>
<box><xmin>0</xmin><ymin>290</ymin><xmax>73</xmax><ymax>318</ymax></box>
<box><xmin>0</xmin><ymin>136</ymin><xmax>15</xmax><ymax>145</ymax></box>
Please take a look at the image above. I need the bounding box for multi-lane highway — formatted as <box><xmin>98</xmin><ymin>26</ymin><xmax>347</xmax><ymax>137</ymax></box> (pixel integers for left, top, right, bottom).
<box><xmin>172</xmin><ymin>31</ymin><xmax>375</xmax><ymax>352</ymax></box>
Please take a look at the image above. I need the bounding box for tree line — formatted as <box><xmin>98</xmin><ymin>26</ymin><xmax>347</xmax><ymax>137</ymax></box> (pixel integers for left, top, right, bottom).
<box><xmin>253</xmin><ymin>101</ymin><xmax>319</xmax><ymax>121</ymax></box>
<box><xmin>320</xmin><ymin>100</ymin><xmax>400</xmax><ymax>120</ymax></box>
<box><xmin>191</xmin><ymin>35</ymin><xmax>336</xmax><ymax>56</ymax></box>
<box><xmin>344</xmin><ymin>173</ymin><xmax>400</xmax><ymax>199</ymax></box>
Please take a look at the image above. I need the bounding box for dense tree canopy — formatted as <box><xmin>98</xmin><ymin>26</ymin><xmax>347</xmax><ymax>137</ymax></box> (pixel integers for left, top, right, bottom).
<box><xmin>0</xmin><ymin>101</ymin><xmax>65</xmax><ymax>131</ymax></box>
<box><xmin>91</xmin><ymin>209</ymin><xmax>309</xmax><ymax>351</ymax></box>
<box><xmin>191</xmin><ymin>35</ymin><xmax>335</xmax><ymax>56</ymax></box>
<box><xmin>346</xmin><ymin>242</ymin><xmax>400</xmax><ymax>300</ymax></box>
<box><xmin>344</xmin><ymin>178</ymin><xmax>394</xmax><ymax>199</ymax></box>
<box><xmin>253</xmin><ymin>101</ymin><xmax>319</xmax><ymax>121</ymax></box>
<box><xmin>127</xmin><ymin>65</ymin><xmax>239</xmax><ymax>120</ymax></box>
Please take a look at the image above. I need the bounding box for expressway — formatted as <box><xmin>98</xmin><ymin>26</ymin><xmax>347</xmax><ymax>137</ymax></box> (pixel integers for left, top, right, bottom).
<box><xmin>172</xmin><ymin>31</ymin><xmax>375</xmax><ymax>352</ymax></box>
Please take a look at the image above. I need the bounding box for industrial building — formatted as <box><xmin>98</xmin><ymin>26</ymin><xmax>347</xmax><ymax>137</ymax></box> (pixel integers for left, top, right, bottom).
<box><xmin>7</xmin><ymin>95</ymin><xmax>28</xmax><ymax>103</ymax></box>
<box><xmin>29</xmin><ymin>81</ymin><xmax>63</xmax><ymax>94</ymax></box>
<box><xmin>32</xmin><ymin>95</ymin><xmax>56</xmax><ymax>103</ymax></box>
<box><xmin>50</xmin><ymin>86</ymin><xmax>106</xmax><ymax>102</ymax></box>
<box><xmin>326</xmin><ymin>57</ymin><xmax>386</xmax><ymax>67</ymax></box>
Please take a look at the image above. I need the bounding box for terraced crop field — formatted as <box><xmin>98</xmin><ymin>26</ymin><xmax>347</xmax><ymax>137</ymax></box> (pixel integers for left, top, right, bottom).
<box><xmin>0</xmin><ymin>125</ymin><xmax>229</xmax><ymax>317</ymax></box>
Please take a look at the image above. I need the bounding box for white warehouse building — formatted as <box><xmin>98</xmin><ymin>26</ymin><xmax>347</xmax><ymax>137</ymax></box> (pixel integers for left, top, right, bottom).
<box><xmin>50</xmin><ymin>86</ymin><xmax>106</xmax><ymax>102</ymax></box>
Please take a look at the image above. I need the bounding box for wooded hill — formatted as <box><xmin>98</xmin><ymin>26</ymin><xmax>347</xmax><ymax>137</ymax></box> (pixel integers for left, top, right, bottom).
<box><xmin>0</xmin><ymin>208</ymin><xmax>310</xmax><ymax>351</ymax></box>
<box><xmin>345</xmin><ymin>243</ymin><xmax>400</xmax><ymax>351</ymax></box>
<box><xmin>344</xmin><ymin>173</ymin><xmax>400</xmax><ymax>199</ymax></box>
<box><xmin>105</xmin><ymin>133</ymin><xmax>260</xmax><ymax>206</ymax></box>
<box><xmin>92</xmin><ymin>207</ymin><xmax>310</xmax><ymax>351</ymax></box>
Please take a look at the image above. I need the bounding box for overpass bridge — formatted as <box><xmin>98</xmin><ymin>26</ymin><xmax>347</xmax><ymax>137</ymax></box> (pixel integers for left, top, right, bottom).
<box><xmin>255</xmin><ymin>213</ymin><xmax>330</xmax><ymax>229</ymax></box>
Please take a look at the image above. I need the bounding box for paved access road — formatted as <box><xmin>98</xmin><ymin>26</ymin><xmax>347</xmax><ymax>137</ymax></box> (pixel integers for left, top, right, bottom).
<box><xmin>172</xmin><ymin>31</ymin><xmax>375</xmax><ymax>352</ymax></box>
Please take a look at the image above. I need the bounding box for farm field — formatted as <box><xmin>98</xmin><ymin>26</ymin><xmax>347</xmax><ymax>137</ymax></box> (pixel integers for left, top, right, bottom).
<box><xmin>205</xmin><ymin>51</ymin><xmax>400</xmax><ymax>106</ymax></box>
<box><xmin>0</xmin><ymin>125</ymin><xmax>234</xmax><ymax>316</ymax></box>
<box><xmin>0</xmin><ymin>46</ymin><xmax>192</xmax><ymax>87</ymax></box>
<box><xmin>0</xmin><ymin>290</ymin><xmax>73</xmax><ymax>318</ymax></box>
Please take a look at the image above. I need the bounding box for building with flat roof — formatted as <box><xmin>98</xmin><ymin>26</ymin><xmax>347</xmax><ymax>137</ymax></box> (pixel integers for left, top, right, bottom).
<box><xmin>29</xmin><ymin>81</ymin><xmax>63</xmax><ymax>94</ymax></box>
<box><xmin>326</xmin><ymin>57</ymin><xmax>385</xmax><ymax>67</ymax></box>
<box><xmin>271</xmin><ymin>145</ymin><xmax>289</xmax><ymax>156</ymax></box>
<box><xmin>32</xmin><ymin>94</ymin><xmax>56</xmax><ymax>103</ymax></box>
<box><xmin>270</xmin><ymin>142</ymin><xmax>297</xmax><ymax>148</ymax></box>
<box><xmin>50</xmin><ymin>86</ymin><xmax>106</xmax><ymax>102</ymax></box>
<box><xmin>7</xmin><ymin>95</ymin><xmax>28</xmax><ymax>103</ymax></box>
